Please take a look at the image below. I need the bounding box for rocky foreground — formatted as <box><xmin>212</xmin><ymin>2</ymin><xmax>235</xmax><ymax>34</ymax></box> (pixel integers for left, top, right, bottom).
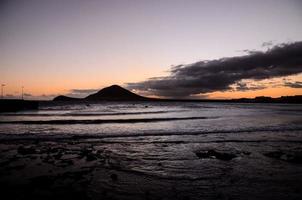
<box><xmin>0</xmin><ymin>138</ymin><xmax>302</xmax><ymax>200</ymax></box>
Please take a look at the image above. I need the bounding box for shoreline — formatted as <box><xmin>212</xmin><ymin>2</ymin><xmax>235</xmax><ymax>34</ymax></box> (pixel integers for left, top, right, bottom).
<box><xmin>1</xmin><ymin>136</ymin><xmax>302</xmax><ymax>200</ymax></box>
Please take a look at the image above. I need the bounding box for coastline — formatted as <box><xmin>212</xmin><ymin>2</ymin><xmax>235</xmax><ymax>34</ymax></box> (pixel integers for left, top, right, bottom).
<box><xmin>0</xmin><ymin>99</ymin><xmax>39</xmax><ymax>112</ymax></box>
<box><xmin>1</xmin><ymin>134</ymin><xmax>302</xmax><ymax>200</ymax></box>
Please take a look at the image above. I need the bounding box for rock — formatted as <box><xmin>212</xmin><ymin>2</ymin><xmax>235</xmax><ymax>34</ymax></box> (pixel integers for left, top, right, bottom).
<box><xmin>80</xmin><ymin>148</ymin><xmax>92</xmax><ymax>157</ymax></box>
<box><xmin>110</xmin><ymin>173</ymin><xmax>118</xmax><ymax>181</ymax></box>
<box><xmin>49</xmin><ymin>147</ymin><xmax>59</xmax><ymax>153</ymax></box>
<box><xmin>18</xmin><ymin>146</ymin><xmax>36</xmax><ymax>155</ymax></box>
<box><xmin>80</xmin><ymin>148</ymin><xmax>99</xmax><ymax>161</ymax></box>
<box><xmin>242</xmin><ymin>151</ymin><xmax>251</xmax><ymax>155</ymax></box>
<box><xmin>264</xmin><ymin>151</ymin><xmax>283</xmax><ymax>159</ymax></box>
<box><xmin>53</xmin><ymin>152</ymin><xmax>63</xmax><ymax>159</ymax></box>
<box><xmin>264</xmin><ymin>151</ymin><xmax>302</xmax><ymax>164</ymax></box>
<box><xmin>86</xmin><ymin>153</ymin><xmax>97</xmax><ymax>161</ymax></box>
<box><xmin>43</xmin><ymin>155</ymin><xmax>55</xmax><ymax>164</ymax></box>
<box><xmin>195</xmin><ymin>150</ymin><xmax>237</xmax><ymax>161</ymax></box>
<box><xmin>57</xmin><ymin>159</ymin><xmax>74</xmax><ymax>167</ymax></box>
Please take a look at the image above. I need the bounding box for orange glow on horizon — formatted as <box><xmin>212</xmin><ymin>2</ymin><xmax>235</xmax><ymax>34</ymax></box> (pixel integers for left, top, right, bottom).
<box><xmin>3</xmin><ymin>84</ymin><xmax>302</xmax><ymax>100</ymax></box>
<box><xmin>207</xmin><ymin>87</ymin><xmax>302</xmax><ymax>99</ymax></box>
<box><xmin>2</xmin><ymin>74</ymin><xmax>302</xmax><ymax>100</ymax></box>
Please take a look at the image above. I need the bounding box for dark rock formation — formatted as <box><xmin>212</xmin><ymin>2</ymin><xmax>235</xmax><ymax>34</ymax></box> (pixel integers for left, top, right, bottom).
<box><xmin>84</xmin><ymin>85</ymin><xmax>147</xmax><ymax>101</ymax></box>
<box><xmin>110</xmin><ymin>173</ymin><xmax>118</xmax><ymax>181</ymax></box>
<box><xmin>53</xmin><ymin>85</ymin><xmax>148</xmax><ymax>101</ymax></box>
<box><xmin>264</xmin><ymin>151</ymin><xmax>302</xmax><ymax>164</ymax></box>
<box><xmin>18</xmin><ymin>146</ymin><xmax>37</xmax><ymax>155</ymax></box>
<box><xmin>195</xmin><ymin>150</ymin><xmax>237</xmax><ymax>161</ymax></box>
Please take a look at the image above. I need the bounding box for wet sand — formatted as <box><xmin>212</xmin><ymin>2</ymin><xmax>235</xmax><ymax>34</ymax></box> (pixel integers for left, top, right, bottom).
<box><xmin>1</xmin><ymin>136</ymin><xmax>302</xmax><ymax>200</ymax></box>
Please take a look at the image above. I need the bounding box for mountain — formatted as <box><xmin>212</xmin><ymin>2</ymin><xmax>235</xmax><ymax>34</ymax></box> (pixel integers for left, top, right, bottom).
<box><xmin>84</xmin><ymin>85</ymin><xmax>147</xmax><ymax>101</ymax></box>
<box><xmin>53</xmin><ymin>85</ymin><xmax>148</xmax><ymax>101</ymax></box>
<box><xmin>53</xmin><ymin>85</ymin><xmax>302</xmax><ymax>103</ymax></box>
<box><xmin>53</xmin><ymin>95</ymin><xmax>80</xmax><ymax>101</ymax></box>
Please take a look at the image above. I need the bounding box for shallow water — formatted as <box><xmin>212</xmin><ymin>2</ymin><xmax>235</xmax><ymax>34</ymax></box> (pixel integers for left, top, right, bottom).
<box><xmin>0</xmin><ymin>102</ymin><xmax>302</xmax><ymax>199</ymax></box>
<box><xmin>1</xmin><ymin>102</ymin><xmax>302</xmax><ymax>175</ymax></box>
<box><xmin>0</xmin><ymin>102</ymin><xmax>301</xmax><ymax>138</ymax></box>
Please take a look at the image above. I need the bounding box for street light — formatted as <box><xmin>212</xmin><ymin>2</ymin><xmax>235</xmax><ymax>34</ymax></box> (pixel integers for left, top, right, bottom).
<box><xmin>21</xmin><ymin>86</ymin><xmax>24</xmax><ymax>100</ymax></box>
<box><xmin>1</xmin><ymin>84</ymin><xmax>5</xmax><ymax>99</ymax></box>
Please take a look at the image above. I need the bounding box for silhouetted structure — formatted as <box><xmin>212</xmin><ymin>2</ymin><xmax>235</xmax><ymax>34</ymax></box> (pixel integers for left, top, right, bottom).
<box><xmin>0</xmin><ymin>99</ymin><xmax>39</xmax><ymax>112</ymax></box>
<box><xmin>53</xmin><ymin>85</ymin><xmax>148</xmax><ymax>101</ymax></box>
<box><xmin>85</xmin><ymin>85</ymin><xmax>147</xmax><ymax>101</ymax></box>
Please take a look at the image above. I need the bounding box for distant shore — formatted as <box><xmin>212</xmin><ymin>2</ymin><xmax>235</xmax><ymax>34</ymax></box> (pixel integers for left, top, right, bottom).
<box><xmin>0</xmin><ymin>99</ymin><xmax>39</xmax><ymax>112</ymax></box>
<box><xmin>51</xmin><ymin>95</ymin><xmax>302</xmax><ymax>104</ymax></box>
<box><xmin>1</xmin><ymin>95</ymin><xmax>302</xmax><ymax>112</ymax></box>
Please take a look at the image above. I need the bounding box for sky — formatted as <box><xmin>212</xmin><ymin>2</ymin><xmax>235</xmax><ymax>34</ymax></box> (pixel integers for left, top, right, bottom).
<box><xmin>1</xmin><ymin>0</ymin><xmax>302</xmax><ymax>99</ymax></box>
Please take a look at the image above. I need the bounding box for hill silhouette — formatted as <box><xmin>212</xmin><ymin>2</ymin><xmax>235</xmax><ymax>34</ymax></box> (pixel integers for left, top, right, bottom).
<box><xmin>53</xmin><ymin>85</ymin><xmax>148</xmax><ymax>101</ymax></box>
<box><xmin>52</xmin><ymin>85</ymin><xmax>302</xmax><ymax>103</ymax></box>
<box><xmin>85</xmin><ymin>85</ymin><xmax>147</xmax><ymax>101</ymax></box>
<box><xmin>53</xmin><ymin>95</ymin><xmax>80</xmax><ymax>101</ymax></box>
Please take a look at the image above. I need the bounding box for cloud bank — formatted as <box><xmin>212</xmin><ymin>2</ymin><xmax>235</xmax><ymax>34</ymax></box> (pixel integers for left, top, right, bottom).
<box><xmin>127</xmin><ymin>41</ymin><xmax>302</xmax><ymax>97</ymax></box>
<box><xmin>66</xmin><ymin>89</ymin><xmax>100</xmax><ymax>98</ymax></box>
<box><xmin>284</xmin><ymin>81</ymin><xmax>302</xmax><ymax>88</ymax></box>
<box><xmin>70</xmin><ymin>89</ymin><xmax>100</xmax><ymax>94</ymax></box>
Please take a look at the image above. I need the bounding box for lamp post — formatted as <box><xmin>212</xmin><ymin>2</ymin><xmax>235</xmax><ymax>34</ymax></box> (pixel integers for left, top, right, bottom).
<box><xmin>1</xmin><ymin>84</ymin><xmax>5</xmax><ymax>99</ymax></box>
<box><xmin>21</xmin><ymin>86</ymin><xmax>24</xmax><ymax>100</ymax></box>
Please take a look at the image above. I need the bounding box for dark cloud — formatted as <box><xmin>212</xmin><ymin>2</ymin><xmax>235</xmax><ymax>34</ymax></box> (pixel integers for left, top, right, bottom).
<box><xmin>261</xmin><ymin>41</ymin><xmax>274</xmax><ymax>47</ymax></box>
<box><xmin>23</xmin><ymin>93</ymin><xmax>32</xmax><ymax>97</ymax></box>
<box><xmin>234</xmin><ymin>82</ymin><xmax>266</xmax><ymax>91</ymax></box>
<box><xmin>66</xmin><ymin>88</ymin><xmax>100</xmax><ymax>98</ymax></box>
<box><xmin>69</xmin><ymin>89</ymin><xmax>99</xmax><ymax>97</ymax></box>
<box><xmin>284</xmin><ymin>81</ymin><xmax>302</xmax><ymax>88</ymax></box>
<box><xmin>24</xmin><ymin>94</ymin><xmax>57</xmax><ymax>100</ymax></box>
<box><xmin>127</xmin><ymin>41</ymin><xmax>302</xmax><ymax>98</ymax></box>
<box><xmin>70</xmin><ymin>89</ymin><xmax>99</xmax><ymax>94</ymax></box>
<box><xmin>38</xmin><ymin>94</ymin><xmax>57</xmax><ymax>100</ymax></box>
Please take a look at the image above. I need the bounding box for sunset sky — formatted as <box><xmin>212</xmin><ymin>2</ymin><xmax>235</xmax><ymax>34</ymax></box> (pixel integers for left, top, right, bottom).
<box><xmin>1</xmin><ymin>0</ymin><xmax>302</xmax><ymax>99</ymax></box>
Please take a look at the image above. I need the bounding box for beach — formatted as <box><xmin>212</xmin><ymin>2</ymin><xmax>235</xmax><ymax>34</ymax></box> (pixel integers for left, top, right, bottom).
<box><xmin>0</xmin><ymin>102</ymin><xmax>302</xmax><ymax>199</ymax></box>
<box><xmin>2</xmin><ymin>1</ymin><xmax>302</xmax><ymax>199</ymax></box>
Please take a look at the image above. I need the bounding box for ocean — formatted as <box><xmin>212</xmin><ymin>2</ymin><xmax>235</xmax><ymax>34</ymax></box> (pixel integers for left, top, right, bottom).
<box><xmin>0</xmin><ymin>102</ymin><xmax>302</xmax><ymax>199</ymax></box>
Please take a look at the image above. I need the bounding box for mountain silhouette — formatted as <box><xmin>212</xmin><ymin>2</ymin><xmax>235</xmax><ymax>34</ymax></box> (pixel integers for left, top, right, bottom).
<box><xmin>85</xmin><ymin>85</ymin><xmax>146</xmax><ymax>101</ymax></box>
<box><xmin>53</xmin><ymin>95</ymin><xmax>80</xmax><ymax>101</ymax></box>
<box><xmin>53</xmin><ymin>85</ymin><xmax>147</xmax><ymax>101</ymax></box>
<box><xmin>53</xmin><ymin>85</ymin><xmax>302</xmax><ymax>103</ymax></box>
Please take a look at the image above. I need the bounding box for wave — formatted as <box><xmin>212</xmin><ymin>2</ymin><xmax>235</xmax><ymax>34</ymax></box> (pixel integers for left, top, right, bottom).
<box><xmin>0</xmin><ymin>110</ymin><xmax>186</xmax><ymax>117</ymax></box>
<box><xmin>69</xmin><ymin>127</ymin><xmax>302</xmax><ymax>139</ymax></box>
<box><xmin>0</xmin><ymin>116</ymin><xmax>212</xmax><ymax>124</ymax></box>
<box><xmin>0</xmin><ymin>126</ymin><xmax>301</xmax><ymax>141</ymax></box>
